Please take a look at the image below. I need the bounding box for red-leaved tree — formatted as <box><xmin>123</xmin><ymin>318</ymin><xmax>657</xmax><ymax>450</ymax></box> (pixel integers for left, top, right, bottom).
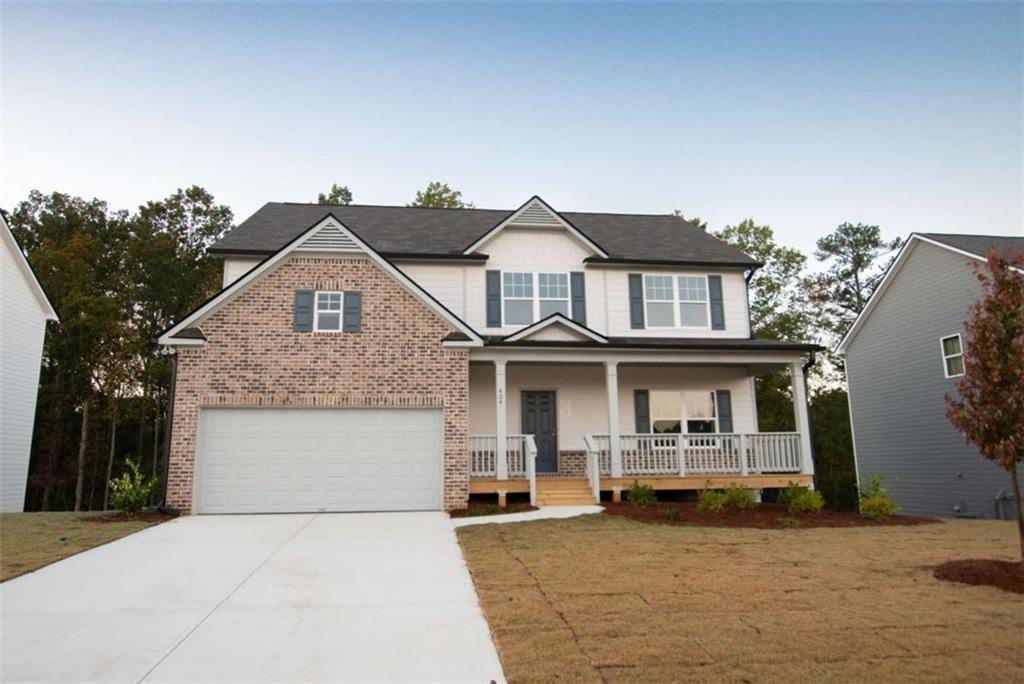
<box><xmin>946</xmin><ymin>248</ymin><xmax>1024</xmax><ymax>559</ymax></box>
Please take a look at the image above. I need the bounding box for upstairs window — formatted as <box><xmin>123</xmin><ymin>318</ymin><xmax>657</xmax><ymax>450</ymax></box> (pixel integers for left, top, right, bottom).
<box><xmin>502</xmin><ymin>272</ymin><xmax>573</xmax><ymax>325</ymax></box>
<box><xmin>643</xmin><ymin>274</ymin><xmax>710</xmax><ymax>328</ymax></box>
<box><xmin>503</xmin><ymin>272</ymin><xmax>534</xmax><ymax>325</ymax></box>
<box><xmin>941</xmin><ymin>334</ymin><xmax>964</xmax><ymax>378</ymax></box>
<box><xmin>538</xmin><ymin>273</ymin><xmax>570</xmax><ymax>317</ymax></box>
<box><xmin>315</xmin><ymin>291</ymin><xmax>343</xmax><ymax>331</ymax></box>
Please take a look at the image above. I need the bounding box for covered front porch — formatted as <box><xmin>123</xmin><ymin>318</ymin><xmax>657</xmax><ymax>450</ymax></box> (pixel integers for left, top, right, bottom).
<box><xmin>466</xmin><ymin>346</ymin><xmax>815</xmax><ymax>506</ymax></box>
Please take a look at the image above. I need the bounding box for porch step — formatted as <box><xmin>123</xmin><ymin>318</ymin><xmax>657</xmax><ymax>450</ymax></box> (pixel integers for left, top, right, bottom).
<box><xmin>536</xmin><ymin>480</ymin><xmax>595</xmax><ymax>506</ymax></box>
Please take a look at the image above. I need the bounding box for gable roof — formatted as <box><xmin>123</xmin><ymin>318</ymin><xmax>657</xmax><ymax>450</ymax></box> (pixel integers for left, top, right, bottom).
<box><xmin>208</xmin><ymin>201</ymin><xmax>759</xmax><ymax>268</ymax></box>
<box><xmin>462</xmin><ymin>196</ymin><xmax>608</xmax><ymax>257</ymax></box>
<box><xmin>1</xmin><ymin>213</ymin><xmax>58</xmax><ymax>321</ymax></box>
<box><xmin>502</xmin><ymin>313</ymin><xmax>608</xmax><ymax>343</ymax></box>
<box><xmin>836</xmin><ymin>232</ymin><xmax>1024</xmax><ymax>354</ymax></box>
<box><xmin>159</xmin><ymin>214</ymin><xmax>483</xmax><ymax>346</ymax></box>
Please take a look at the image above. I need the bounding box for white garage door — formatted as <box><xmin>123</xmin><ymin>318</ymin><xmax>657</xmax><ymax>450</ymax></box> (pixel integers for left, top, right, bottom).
<box><xmin>194</xmin><ymin>408</ymin><xmax>443</xmax><ymax>514</ymax></box>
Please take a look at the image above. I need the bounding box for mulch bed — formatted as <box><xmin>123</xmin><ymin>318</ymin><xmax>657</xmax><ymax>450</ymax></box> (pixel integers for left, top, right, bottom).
<box><xmin>449</xmin><ymin>502</ymin><xmax>538</xmax><ymax>518</ymax></box>
<box><xmin>85</xmin><ymin>511</ymin><xmax>173</xmax><ymax>524</ymax></box>
<box><xmin>602</xmin><ymin>501</ymin><xmax>937</xmax><ymax>529</ymax></box>
<box><xmin>934</xmin><ymin>558</ymin><xmax>1024</xmax><ymax>594</ymax></box>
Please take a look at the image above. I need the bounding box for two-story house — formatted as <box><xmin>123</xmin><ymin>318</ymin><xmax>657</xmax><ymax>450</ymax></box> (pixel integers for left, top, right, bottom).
<box><xmin>838</xmin><ymin>232</ymin><xmax>1023</xmax><ymax>520</ymax></box>
<box><xmin>158</xmin><ymin>197</ymin><xmax>820</xmax><ymax>514</ymax></box>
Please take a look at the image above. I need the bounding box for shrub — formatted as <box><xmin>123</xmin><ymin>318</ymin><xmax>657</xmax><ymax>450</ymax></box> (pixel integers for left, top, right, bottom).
<box><xmin>109</xmin><ymin>458</ymin><xmax>157</xmax><ymax>514</ymax></box>
<box><xmin>859</xmin><ymin>475</ymin><xmax>899</xmax><ymax>520</ymax></box>
<box><xmin>786</xmin><ymin>488</ymin><xmax>824</xmax><ymax>515</ymax></box>
<box><xmin>779</xmin><ymin>481</ymin><xmax>805</xmax><ymax>507</ymax></box>
<box><xmin>697</xmin><ymin>488</ymin><xmax>729</xmax><ymax>514</ymax></box>
<box><xmin>724</xmin><ymin>485</ymin><xmax>758</xmax><ymax>511</ymax></box>
<box><xmin>626</xmin><ymin>481</ymin><xmax>656</xmax><ymax>506</ymax></box>
<box><xmin>662</xmin><ymin>507</ymin><xmax>681</xmax><ymax>521</ymax></box>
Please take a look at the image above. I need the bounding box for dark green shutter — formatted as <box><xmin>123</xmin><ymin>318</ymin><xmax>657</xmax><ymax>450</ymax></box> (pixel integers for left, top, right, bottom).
<box><xmin>342</xmin><ymin>291</ymin><xmax>362</xmax><ymax>332</ymax></box>
<box><xmin>628</xmin><ymin>274</ymin><xmax>645</xmax><ymax>329</ymax></box>
<box><xmin>708</xmin><ymin>275</ymin><xmax>725</xmax><ymax>330</ymax></box>
<box><xmin>486</xmin><ymin>270</ymin><xmax>501</xmax><ymax>327</ymax></box>
<box><xmin>715</xmin><ymin>390</ymin><xmax>733</xmax><ymax>433</ymax></box>
<box><xmin>293</xmin><ymin>290</ymin><xmax>314</xmax><ymax>332</ymax></box>
<box><xmin>634</xmin><ymin>390</ymin><xmax>651</xmax><ymax>432</ymax></box>
<box><xmin>570</xmin><ymin>271</ymin><xmax>586</xmax><ymax>325</ymax></box>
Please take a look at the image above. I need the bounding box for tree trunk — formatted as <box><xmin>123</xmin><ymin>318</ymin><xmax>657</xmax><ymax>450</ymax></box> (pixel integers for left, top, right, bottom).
<box><xmin>1010</xmin><ymin>461</ymin><xmax>1024</xmax><ymax>562</ymax></box>
<box><xmin>103</xmin><ymin>400</ymin><xmax>118</xmax><ymax>510</ymax></box>
<box><xmin>74</xmin><ymin>399</ymin><xmax>90</xmax><ymax>512</ymax></box>
<box><xmin>40</xmin><ymin>366</ymin><xmax>65</xmax><ymax>511</ymax></box>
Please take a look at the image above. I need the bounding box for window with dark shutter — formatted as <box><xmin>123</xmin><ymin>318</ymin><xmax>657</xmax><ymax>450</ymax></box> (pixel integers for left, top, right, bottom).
<box><xmin>486</xmin><ymin>270</ymin><xmax>501</xmax><ymax>327</ymax></box>
<box><xmin>708</xmin><ymin>276</ymin><xmax>725</xmax><ymax>330</ymax></box>
<box><xmin>342</xmin><ymin>291</ymin><xmax>362</xmax><ymax>333</ymax></box>
<box><xmin>570</xmin><ymin>272</ymin><xmax>586</xmax><ymax>325</ymax></box>
<box><xmin>628</xmin><ymin>274</ymin><xmax>645</xmax><ymax>329</ymax></box>
<box><xmin>293</xmin><ymin>290</ymin><xmax>314</xmax><ymax>332</ymax></box>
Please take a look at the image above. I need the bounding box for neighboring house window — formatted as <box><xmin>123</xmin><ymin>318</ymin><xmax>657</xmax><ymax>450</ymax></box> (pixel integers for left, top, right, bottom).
<box><xmin>503</xmin><ymin>271</ymin><xmax>572</xmax><ymax>325</ymax></box>
<box><xmin>649</xmin><ymin>390</ymin><xmax>718</xmax><ymax>434</ymax></box>
<box><xmin>941</xmin><ymin>334</ymin><xmax>965</xmax><ymax>377</ymax></box>
<box><xmin>315</xmin><ymin>291</ymin><xmax>343</xmax><ymax>331</ymax></box>
<box><xmin>643</xmin><ymin>275</ymin><xmax>710</xmax><ymax>328</ymax></box>
<box><xmin>503</xmin><ymin>272</ymin><xmax>534</xmax><ymax>325</ymax></box>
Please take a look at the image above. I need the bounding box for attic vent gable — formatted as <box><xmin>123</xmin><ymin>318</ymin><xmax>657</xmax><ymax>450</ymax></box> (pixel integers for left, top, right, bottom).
<box><xmin>295</xmin><ymin>222</ymin><xmax>360</xmax><ymax>252</ymax></box>
<box><xmin>508</xmin><ymin>201</ymin><xmax>563</xmax><ymax>227</ymax></box>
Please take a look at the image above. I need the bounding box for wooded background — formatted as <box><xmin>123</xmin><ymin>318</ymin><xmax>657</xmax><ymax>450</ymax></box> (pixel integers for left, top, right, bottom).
<box><xmin>8</xmin><ymin>182</ymin><xmax>898</xmax><ymax>512</ymax></box>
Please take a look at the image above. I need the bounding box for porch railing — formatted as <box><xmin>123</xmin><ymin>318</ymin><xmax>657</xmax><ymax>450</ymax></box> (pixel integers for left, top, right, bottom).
<box><xmin>586</xmin><ymin>433</ymin><xmax>802</xmax><ymax>477</ymax></box>
<box><xmin>468</xmin><ymin>434</ymin><xmax>538</xmax><ymax>505</ymax></box>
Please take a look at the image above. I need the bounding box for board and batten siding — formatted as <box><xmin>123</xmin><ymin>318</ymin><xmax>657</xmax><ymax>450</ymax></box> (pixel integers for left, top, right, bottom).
<box><xmin>1</xmin><ymin>234</ymin><xmax>51</xmax><ymax>512</ymax></box>
<box><xmin>468</xmin><ymin>363</ymin><xmax>756</xmax><ymax>452</ymax></box>
<box><xmin>845</xmin><ymin>240</ymin><xmax>1011</xmax><ymax>519</ymax></box>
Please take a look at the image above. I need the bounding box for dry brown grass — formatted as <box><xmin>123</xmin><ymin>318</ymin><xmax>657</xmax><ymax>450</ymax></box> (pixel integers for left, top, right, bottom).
<box><xmin>458</xmin><ymin>513</ymin><xmax>1024</xmax><ymax>683</ymax></box>
<box><xmin>0</xmin><ymin>512</ymin><xmax>160</xmax><ymax>582</ymax></box>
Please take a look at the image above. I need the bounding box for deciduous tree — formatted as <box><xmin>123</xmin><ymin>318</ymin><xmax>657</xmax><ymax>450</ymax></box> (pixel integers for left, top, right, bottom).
<box><xmin>946</xmin><ymin>249</ymin><xmax>1024</xmax><ymax>558</ymax></box>
<box><xmin>409</xmin><ymin>182</ymin><xmax>473</xmax><ymax>209</ymax></box>
<box><xmin>316</xmin><ymin>184</ymin><xmax>353</xmax><ymax>205</ymax></box>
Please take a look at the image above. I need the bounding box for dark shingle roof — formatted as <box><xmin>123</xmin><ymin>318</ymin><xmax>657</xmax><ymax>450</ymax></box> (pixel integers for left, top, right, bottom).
<box><xmin>209</xmin><ymin>202</ymin><xmax>759</xmax><ymax>267</ymax></box>
<box><xmin>918</xmin><ymin>233</ymin><xmax>1024</xmax><ymax>259</ymax></box>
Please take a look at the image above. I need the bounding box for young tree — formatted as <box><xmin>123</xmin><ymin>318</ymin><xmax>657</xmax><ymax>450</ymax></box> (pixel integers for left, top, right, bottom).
<box><xmin>946</xmin><ymin>249</ymin><xmax>1024</xmax><ymax>558</ymax></box>
<box><xmin>316</xmin><ymin>184</ymin><xmax>353</xmax><ymax>205</ymax></box>
<box><xmin>806</xmin><ymin>222</ymin><xmax>901</xmax><ymax>338</ymax></box>
<box><xmin>409</xmin><ymin>182</ymin><xmax>473</xmax><ymax>209</ymax></box>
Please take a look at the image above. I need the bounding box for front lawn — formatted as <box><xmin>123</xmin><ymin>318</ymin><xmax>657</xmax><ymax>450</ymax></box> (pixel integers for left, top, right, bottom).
<box><xmin>458</xmin><ymin>514</ymin><xmax>1023</xmax><ymax>682</ymax></box>
<box><xmin>0</xmin><ymin>511</ymin><xmax>166</xmax><ymax>581</ymax></box>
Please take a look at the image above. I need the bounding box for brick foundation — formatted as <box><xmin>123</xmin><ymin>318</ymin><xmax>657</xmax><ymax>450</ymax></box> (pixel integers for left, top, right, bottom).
<box><xmin>166</xmin><ymin>256</ymin><xmax>469</xmax><ymax>513</ymax></box>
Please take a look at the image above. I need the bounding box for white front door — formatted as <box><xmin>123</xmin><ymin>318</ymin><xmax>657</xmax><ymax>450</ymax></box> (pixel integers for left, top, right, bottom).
<box><xmin>193</xmin><ymin>407</ymin><xmax>444</xmax><ymax>514</ymax></box>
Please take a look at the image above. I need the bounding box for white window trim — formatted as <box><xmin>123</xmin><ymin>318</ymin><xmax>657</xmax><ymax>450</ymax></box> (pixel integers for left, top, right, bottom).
<box><xmin>940</xmin><ymin>333</ymin><xmax>965</xmax><ymax>378</ymax></box>
<box><xmin>314</xmin><ymin>290</ymin><xmax>345</xmax><ymax>332</ymax></box>
<box><xmin>502</xmin><ymin>271</ymin><xmax>572</xmax><ymax>327</ymax></box>
<box><xmin>642</xmin><ymin>274</ymin><xmax>712</xmax><ymax>330</ymax></box>
<box><xmin>650</xmin><ymin>390</ymin><xmax>719</xmax><ymax>434</ymax></box>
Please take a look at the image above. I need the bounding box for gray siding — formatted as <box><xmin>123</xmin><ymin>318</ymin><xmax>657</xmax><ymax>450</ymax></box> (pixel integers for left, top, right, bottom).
<box><xmin>845</xmin><ymin>241</ymin><xmax>1011</xmax><ymax>519</ymax></box>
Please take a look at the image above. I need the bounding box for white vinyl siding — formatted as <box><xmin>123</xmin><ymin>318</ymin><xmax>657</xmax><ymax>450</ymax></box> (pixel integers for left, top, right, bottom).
<box><xmin>194</xmin><ymin>408</ymin><xmax>443</xmax><ymax>514</ymax></box>
<box><xmin>222</xmin><ymin>257</ymin><xmax>263</xmax><ymax>287</ymax></box>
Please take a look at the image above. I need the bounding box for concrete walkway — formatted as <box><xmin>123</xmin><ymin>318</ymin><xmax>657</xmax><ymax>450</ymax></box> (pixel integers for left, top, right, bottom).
<box><xmin>1</xmin><ymin>513</ymin><xmax>504</xmax><ymax>683</ymax></box>
<box><xmin>452</xmin><ymin>505</ymin><xmax>604</xmax><ymax>528</ymax></box>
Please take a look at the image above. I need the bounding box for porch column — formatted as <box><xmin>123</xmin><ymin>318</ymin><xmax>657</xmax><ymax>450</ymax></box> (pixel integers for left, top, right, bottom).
<box><xmin>495</xmin><ymin>360</ymin><xmax>508</xmax><ymax>480</ymax></box>
<box><xmin>605</xmin><ymin>361</ymin><xmax>623</xmax><ymax>478</ymax></box>
<box><xmin>790</xmin><ymin>361</ymin><xmax>815</xmax><ymax>477</ymax></box>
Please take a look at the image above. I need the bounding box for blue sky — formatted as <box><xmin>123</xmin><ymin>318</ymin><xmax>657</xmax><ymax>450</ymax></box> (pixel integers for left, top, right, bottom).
<box><xmin>2</xmin><ymin>2</ymin><xmax>1020</xmax><ymax>254</ymax></box>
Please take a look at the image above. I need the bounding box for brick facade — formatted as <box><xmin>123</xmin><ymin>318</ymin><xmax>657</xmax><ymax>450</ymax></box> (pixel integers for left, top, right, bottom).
<box><xmin>166</xmin><ymin>255</ymin><xmax>470</xmax><ymax>513</ymax></box>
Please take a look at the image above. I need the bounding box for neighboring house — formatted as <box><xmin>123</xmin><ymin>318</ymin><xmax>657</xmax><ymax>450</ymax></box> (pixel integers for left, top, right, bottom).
<box><xmin>838</xmin><ymin>233</ymin><xmax>1024</xmax><ymax>520</ymax></box>
<box><xmin>0</xmin><ymin>214</ymin><xmax>58</xmax><ymax>512</ymax></box>
<box><xmin>158</xmin><ymin>196</ymin><xmax>819</xmax><ymax>514</ymax></box>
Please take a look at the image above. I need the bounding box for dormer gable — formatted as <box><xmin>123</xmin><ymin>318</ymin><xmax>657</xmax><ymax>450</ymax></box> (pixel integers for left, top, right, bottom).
<box><xmin>503</xmin><ymin>314</ymin><xmax>607</xmax><ymax>343</ymax></box>
<box><xmin>463</xmin><ymin>196</ymin><xmax>608</xmax><ymax>257</ymax></box>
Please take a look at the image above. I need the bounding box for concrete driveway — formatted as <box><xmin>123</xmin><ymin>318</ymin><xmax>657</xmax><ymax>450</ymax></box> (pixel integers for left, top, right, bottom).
<box><xmin>1</xmin><ymin>513</ymin><xmax>505</xmax><ymax>683</ymax></box>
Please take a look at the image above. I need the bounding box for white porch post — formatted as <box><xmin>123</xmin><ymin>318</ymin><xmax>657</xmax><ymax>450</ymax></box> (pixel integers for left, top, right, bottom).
<box><xmin>605</xmin><ymin>361</ymin><xmax>623</xmax><ymax>478</ymax></box>
<box><xmin>790</xmin><ymin>361</ymin><xmax>815</xmax><ymax>478</ymax></box>
<box><xmin>495</xmin><ymin>360</ymin><xmax>508</xmax><ymax>481</ymax></box>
